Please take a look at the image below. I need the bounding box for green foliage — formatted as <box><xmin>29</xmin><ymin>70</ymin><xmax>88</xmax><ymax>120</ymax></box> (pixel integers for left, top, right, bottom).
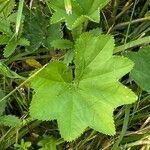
<box><xmin>89</xmin><ymin>27</ymin><xmax>102</xmax><ymax>36</ymax></box>
<box><xmin>1</xmin><ymin>0</ymin><xmax>148</xmax><ymax>148</ymax></box>
<box><xmin>0</xmin><ymin>100</ymin><xmax>6</xmax><ymax>116</ymax></box>
<box><xmin>0</xmin><ymin>89</ymin><xmax>21</xmax><ymax>129</ymax></box>
<box><xmin>126</xmin><ymin>46</ymin><xmax>150</xmax><ymax>93</ymax></box>
<box><xmin>14</xmin><ymin>139</ymin><xmax>31</xmax><ymax>150</ymax></box>
<box><xmin>0</xmin><ymin>0</ymin><xmax>15</xmax><ymax>35</ymax></box>
<box><xmin>38</xmin><ymin>136</ymin><xmax>57</xmax><ymax>150</ymax></box>
<box><xmin>63</xmin><ymin>49</ymin><xmax>74</xmax><ymax>64</ymax></box>
<box><xmin>24</xmin><ymin>7</ymin><xmax>63</xmax><ymax>51</ymax></box>
<box><xmin>29</xmin><ymin>33</ymin><xmax>137</xmax><ymax>141</ymax></box>
<box><xmin>51</xmin><ymin>39</ymin><xmax>73</xmax><ymax>50</ymax></box>
<box><xmin>0</xmin><ymin>0</ymin><xmax>15</xmax><ymax>17</ymax></box>
<box><xmin>0</xmin><ymin>62</ymin><xmax>24</xmax><ymax>79</ymax></box>
<box><xmin>15</xmin><ymin>0</ymin><xmax>24</xmax><ymax>35</ymax></box>
<box><xmin>3</xmin><ymin>38</ymin><xmax>18</xmax><ymax>57</ymax></box>
<box><xmin>0</xmin><ymin>0</ymin><xmax>30</xmax><ymax>57</ymax></box>
<box><xmin>0</xmin><ymin>90</ymin><xmax>6</xmax><ymax>115</ymax></box>
<box><xmin>0</xmin><ymin>115</ymin><xmax>21</xmax><ymax>127</ymax></box>
<box><xmin>48</xmin><ymin>0</ymin><xmax>110</xmax><ymax>30</ymax></box>
<box><xmin>44</xmin><ymin>23</ymin><xmax>63</xmax><ymax>49</ymax></box>
<box><xmin>3</xmin><ymin>37</ymin><xmax>30</xmax><ymax>57</ymax></box>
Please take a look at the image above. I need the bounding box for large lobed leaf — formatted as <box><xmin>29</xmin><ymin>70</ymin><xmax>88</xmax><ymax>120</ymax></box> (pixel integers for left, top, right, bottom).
<box><xmin>48</xmin><ymin>0</ymin><xmax>110</xmax><ymax>30</ymax></box>
<box><xmin>30</xmin><ymin>33</ymin><xmax>137</xmax><ymax>141</ymax></box>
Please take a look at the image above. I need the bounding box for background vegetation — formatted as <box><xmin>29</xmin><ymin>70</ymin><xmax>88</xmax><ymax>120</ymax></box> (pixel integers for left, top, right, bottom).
<box><xmin>0</xmin><ymin>0</ymin><xmax>150</xmax><ymax>149</ymax></box>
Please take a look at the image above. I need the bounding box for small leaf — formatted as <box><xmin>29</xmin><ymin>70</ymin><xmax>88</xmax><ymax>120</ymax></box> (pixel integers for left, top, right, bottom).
<box><xmin>0</xmin><ymin>19</ymin><xmax>12</xmax><ymax>34</ymax></box>
<box><xmin>89</xmin><ymin>27</ymin><xmax>102</xmax><ymax>36</ymax></box>
<box><xmin>26</xmin><ymin>59</ymin><xmax>42</xmax><ymax>69</ymax></box>
<box><xmin>3</xmin><ymin>37</ymin><xmax>30</xmax><ymax>58</ymax></box>
<box><xmin>144</xmin><ymin>11</ymin><xmax>150</xmax><ymax>17</ymax></box>
<box><xmin>0</xmin><ymin>0</ymin><xmax>15</xmax><ymax>35</ymax></box>
<box><xmin>63</xmin><ymin>49</ymin><xmax>74</xmax><ymax>65</ymax></box>
<box><xmin>3</xmin><ymin>39</ymin><xmax>18</xmax><ymax>57</ymax></box>
<box><xmin>0</xmin><ymin>0</ymin><xmax>9</xmax><ymax>14</ymax></box>
<box><xmin>0</xmin><ymin>90</ymin><xmax>6</xmax><ymax>116</ymax></box>
<box><xmin>0</xmin><ymin>100</ymin><xmax>6</xmax><ymax>116</ymax></box>
<box><xmin>0</xmin><ymin>0</ymin><xmax>15</xmax><ymax>17</ymax></box>
<box><xmin>51</xmin><ymin>39</ymin><xmax>73</xmax><ymax>50</ymax></box>
<box><xmin>0</xmin><ymin>35</ymin><xmax>29</xmax><ymax>46</ymax></box>
<box><xmin>0</xmin><ymin>115</ymin><xmax>22</xmax><ymax>127</ymax></box>
<box><xmin>48</xmin><ymin>0</ymin><xmax>110</xmax><ymax>30</ymax></box>
<box><xmin>0</xmin><ymin>34</ymin><xmax>10</xmax><ymax>44</ymax></box>
<box><xmin>38</xmin><ymin>135</ymin><xmax>57</xmax><ymax>150</ymax></box>
<box><xmin>0</xmin><ymin>62</ymin><xmax>23</xmax><ymax>79</ymax></box>
<box><xmin>44</xmin><ymin>23</ymin><xmax>63</xmax><ymax>49</ymax></box>
<box><xmin>18</xmin><ymin>38</ymin><xmax>30</xmax><ymax>46</ymax></box>
<box><xmin>125</xmin><ymin>46</ymin><xmax>150</xmax><ymax>93</ymax></box>
<box><xmin>14</xmin><ymin>139</ymin><xmax>31</xmax><ymax>149</ymax></box>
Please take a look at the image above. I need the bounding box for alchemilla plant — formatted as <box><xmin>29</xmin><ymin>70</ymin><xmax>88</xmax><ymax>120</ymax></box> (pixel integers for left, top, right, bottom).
<box><xmin>30</xmin><ymin>33</ymin><xmax>137</xmax><ymax>141</ymax></box>
<box><xmin>29</xmin><ymin>0</ymin><xmax>137</xmax><ymax>141</ymax></box>
<box><xmin>2</xmin><ymin>0</ymin><xmax>150</xmax><ymax>149</ymax></box>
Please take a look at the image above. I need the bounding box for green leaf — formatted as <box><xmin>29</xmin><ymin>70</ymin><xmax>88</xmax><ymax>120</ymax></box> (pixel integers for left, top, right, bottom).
<box><xmin>0</xmin><ymin>34</ymin><xmax>10</xmax><ymax>44</ymax></box>
<box><xmin>74</xmin><ymin>33</ymin><xmax>115</xmax><ymax>79</ymax></box>
<box><xmin>3</xmin><ymin>37</ymin><xmax>30</xmax><ymax>58</ymax></box>
<box><xmin>0</xmin><ymin>90</ymin><xmax>6</xmax><ymax>116</ymax></box>
<box><xmin>0</xmin><ymin>19</ymin><xmax>11</xmax><ymax>34</ymax></box>
<box><xmin>24</xmin><ymin>8</ymin><xmax>62</xmax><ymax>51</ymax></box>
<box><xmin>0</xmin><ymin>35</ymin><xmax>29</xmax><ymax>46</ymax></box>
<box><xmin>30</xmin><ymin>33</ymin><xmax>137</xmax><ymax>141</ymax></box>
<box><xmin>18</xmin><ymin>38</ymin><xmax>30</xmax><ymax>46</ymax></box>
<box><xmin>89</xmin><ymin>27</ymin><xmax>102</xmax><ymax>36</ymax></box>
<box><xmin>3</xmin><ymin>38</ymin><xmax>18</xmax><ymax>57</ymax></box>
<box><xmin>0</xmin><ymin>100</ymin><xmax>6</xmax><ymax>116</ymax></box>
<box><xmin>125</xmin><ymin>46</ymin><xmax>150</xmax><ymax>93</ymax></box>
<box><xmin>0</xmin><ymin>0</ymin><xmax>8</xmax><ymax>13</ymax></box>
<box><xmin>51</xmin><ymin>39</ymin><xmax>73</xmax><ymax>50</ymax></box>
<box><xmin>63</xmin><ymin>49</ymin><xmax>74</xmax><ymax>65</ymax></box>
<box><xmin>14</xmin><ymin>139</ymin><xmax>31</xmax><ymax>149</ymax></box>
<box><xmin>0</xmin><ymin>0</ymin><xmax>15</xmax><ymax>17</ymax></box>
<box><xmin>23</xmin><ymin>8</ymin><xmax>47</xmax><ymax>51</ymax></box>
<box><xmin>44</xmin><ymin>23</ymin><xmax>63</xmax><ymax>49</ymax></box>
<box><xmin>0</xmin><ymin>0</ymin><xmax>15</xmax><ymax>34</ymax></box>
<box><xmin>0</xmin><ymin>62</ymin><xmax>23</xmax><ymax>79</ymax></box>
<box><xmin>48</xmin><ymin>0</ymin><xmax>110</xmax><ymax>30</ymax></box>
<box><xmin>0</xmin><ymin>115</ymin><xmax>21</xmax><ymax>127</ymax></box>
<box><xmin>38</xmin><ymin>135</ymin><xmax>57</xmax><ymax>150</ymax></box>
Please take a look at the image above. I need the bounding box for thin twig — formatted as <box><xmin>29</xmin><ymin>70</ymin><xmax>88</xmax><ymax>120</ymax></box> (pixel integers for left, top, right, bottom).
<box><xmin>114</xmin><ymin>17</ymin><xmax>150</xmax><ymax>29</ymax></box>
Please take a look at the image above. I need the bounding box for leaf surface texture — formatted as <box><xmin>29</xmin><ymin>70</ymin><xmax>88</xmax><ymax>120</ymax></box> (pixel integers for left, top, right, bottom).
<box><xmin>30</xmin><ymin>33</ymin><xmax>137</xmax><ymax>141</ymax></box>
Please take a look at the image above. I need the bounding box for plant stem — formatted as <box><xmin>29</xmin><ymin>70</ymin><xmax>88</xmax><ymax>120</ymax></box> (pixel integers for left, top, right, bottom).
<box><xmin>114</xmin><ymin>35</ymin><xmax>150</xmax><ymax>53</ymax></box>
<box><xmin>0</xmin><ymin>64</ymin><xmax>48</xmax><ymax>102</ymax></box>
<box><xmin>124</xmin><ymin>137</ymin><xmax>150</xmax><ymax>148</ymax></box>
<box><xmin>115</xmin><ymin>0</ymin><xmax>133</xmax><ymax>20</ymax></box>
<box><xmin>112</xmin><ymin>0</ymin><xmax>120</xmax><ymax>17</ymax></box>
<box><xmin>112</xmin><ymin>105</ymin><xmax>131</xmax><ymax>150</ymax></box>
<box><xmin>140</xmin><ymin>0</ymin><xmax>150</xmax><ymax>17</ymax></box>
<box><xmin>114</xmin><ymin>17</ymin><xmax>150</xmax><ymax>29</ymax></box>
<box><xmin>124</xmin><ymin>0</ymin><xmax>138</xmax><ymax>44</ymax></box>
